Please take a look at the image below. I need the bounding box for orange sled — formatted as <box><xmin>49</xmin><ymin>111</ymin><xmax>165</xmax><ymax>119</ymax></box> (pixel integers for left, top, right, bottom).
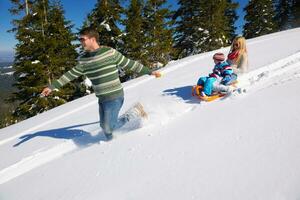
<box><xmin>192</xmin><ymin>85</ymin><xmax>226</xmax><ymax>102</ymax></box>
<box><xmin>192</xmin><ymin>81</ymin><xmax>238</xmax><ymax>102</ymax></box>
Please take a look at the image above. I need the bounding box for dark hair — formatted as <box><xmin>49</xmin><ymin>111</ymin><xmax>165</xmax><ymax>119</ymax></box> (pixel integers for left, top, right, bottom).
<box><xmin>79</xmin><ymin>27</ymin><xmax>99</xmax><ymax>43</ymax></box>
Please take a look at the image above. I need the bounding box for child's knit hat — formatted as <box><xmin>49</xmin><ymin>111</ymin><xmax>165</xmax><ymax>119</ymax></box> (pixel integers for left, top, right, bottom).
<box><xmin>213</xmin><ymin>53</ymin><xmax>225</xmax><ymax>61</ymax></box>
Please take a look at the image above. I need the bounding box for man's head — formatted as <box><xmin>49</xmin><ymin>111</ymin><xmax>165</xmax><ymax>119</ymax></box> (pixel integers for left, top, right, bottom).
<box><xmin>79</xmin><ymin>27</ymin><xmax>100</xmax><ymax>51</ymax></box>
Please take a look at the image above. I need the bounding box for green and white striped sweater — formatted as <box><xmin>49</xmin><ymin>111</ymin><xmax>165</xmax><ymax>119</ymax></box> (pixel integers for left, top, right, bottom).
<box><xmin>50</xmin><ymin>46</ymin><xmax>151</xmax><ymax>102</ymax></box>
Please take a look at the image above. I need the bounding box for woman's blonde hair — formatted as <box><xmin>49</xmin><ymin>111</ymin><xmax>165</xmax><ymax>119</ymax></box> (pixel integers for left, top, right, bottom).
<box><xmin>230</xmin><ymin>36</ymin><xmax>247</xmax><ymax>63</ymax></box>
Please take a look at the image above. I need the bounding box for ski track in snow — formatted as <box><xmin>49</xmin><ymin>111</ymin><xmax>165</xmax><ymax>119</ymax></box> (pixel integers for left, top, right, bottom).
<box><xmin>234</xmin><ymin>52</ymin><xmax>300</xmax><ymax>95</ymax></box>
<box><xmin>1</xmin><ymin>51</ymin><xmax>300</xmax><ymax>185</ymax></box>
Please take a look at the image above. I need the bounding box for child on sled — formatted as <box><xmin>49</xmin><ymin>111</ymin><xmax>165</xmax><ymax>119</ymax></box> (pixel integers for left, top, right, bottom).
<box><xmin>197</xmin><ymin>52</ymin><xmax>236</xmax><ymax>97</ymax></box>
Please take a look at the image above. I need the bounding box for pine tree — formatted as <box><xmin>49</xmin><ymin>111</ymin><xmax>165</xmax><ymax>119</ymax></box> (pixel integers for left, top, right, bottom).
<box><xmin>225</xmin><ymin>0</ymin><xmax>239</xmax><ymax>40</ymax></box>
<box><xmin>142</xmin><ymin>0</ymin><xmax>174</xmax><ymax>66</ymax></box>
<box><xmin>275</xmin><ymin>0</ymin><xmax>292</xmax><ymax>30</ymax></box>
<box><xmin>8</xmin><ymin>0</ymin><xmax>52</xmax><ymax>122</ymax></box>
<box><xmin>122</xmin><ymin>0</ymin><xmax>145</xmax><ymax>62</ymax></box>
<box><xmin>291</xmin><ymin>0</ymin><xmax>300</xmax><ymax>28</ymax></box>
<box><xmin>174</xmin><ymin>0</ymin><xmax>238</xmax><ymax>58</ymax></box>
<box><xmin>118</xmin><ymin>0</ymin><xmax>145</xmax><ymax>82</ymax></box>
<box><xmin>197</xmin><ymin>0</ymin><xmax>239</xmax><ymax>52</ymax></box>
<box><xmin>274</xmin><ymin>0</ymin><xmax>300</xmax><ymax>30</ymax></box>
<box><xmin>243</xmin><ymin>0</ymin><xmax>277</xmax><ymax>39</ymax></box>
<box><xmin>8</xmin><ymin>0</ymin><xmax>84</xmax><ymax>124</ymax></box>
<box><xmin>85</xmin><ymin>0</ymin><xmax>123</xmax><ymax>49</ymax></box>
<box><xmin>45</xmin><ymin>1</ymin><xmax>86</xmax><ymax>99</ymax></box>
<box><xmin>173</xmin><ymin>0</ymin><xmax>202</xmax><ymax>58</ymax></box>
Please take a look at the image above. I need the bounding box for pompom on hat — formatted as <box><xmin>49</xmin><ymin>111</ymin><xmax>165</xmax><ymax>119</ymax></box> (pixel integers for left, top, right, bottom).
<box><xmin>213</xmin><ymin>52</ymin><xmax>225</xmax><ymax>62</ymax></box>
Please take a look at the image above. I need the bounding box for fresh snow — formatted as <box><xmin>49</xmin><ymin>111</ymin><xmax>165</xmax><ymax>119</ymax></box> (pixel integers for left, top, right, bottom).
<box><xmin>31</xmin><ymin>60</ymin><xmax>40</xmax><ymax>64</ymax></box>
<box><xmin>0</xmin><ymin>71</ymin><xmax>14</xmax><ymax>76</ymax></box>
<box><xmin>1</xmin><ymin>28</ymin><xmax>300</xmax><ymax>200</ymax></box>
<box><xmin>100</xmin><ymin>20</ymin><xmax>111</xmax><ymax>32</ymax></box>
<box><xmin>2</xmin><ymin>65</ymin><xmax>13</xmax><ymax>69</ymax></box>
<box><xmin>19</xmin><ymin>73</ymin><xmax>27</xmax><ymax>78</ymax></box>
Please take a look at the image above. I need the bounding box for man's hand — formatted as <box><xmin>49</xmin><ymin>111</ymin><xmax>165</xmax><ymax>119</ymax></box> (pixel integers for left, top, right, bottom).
<box><xmin>41</xmin><ymin>87</ymin><xmax>52</xmax><ymax>97</ymax></box>
<box><xmin>151</xmin><ymin>71</ymin><xmax>162</xmax><ymax>78</ymax></box>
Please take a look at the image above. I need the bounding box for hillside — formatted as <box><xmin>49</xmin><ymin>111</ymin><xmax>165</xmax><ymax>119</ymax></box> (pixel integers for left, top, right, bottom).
<box><xmin>0</xmin><ymin>64</ymin><xmax>16</xmax><ymax>126</ymax></box>
<box><xmin>0</xmin><ymin>28</ymin><xmax>300</xmax><ymax>200</ymax></box>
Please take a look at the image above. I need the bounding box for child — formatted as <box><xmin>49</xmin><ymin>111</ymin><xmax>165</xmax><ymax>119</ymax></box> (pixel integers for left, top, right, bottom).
<box><xmin>197</xmin><ymin>53</ymin><xmax>235</xmax><ymax>97</ymax></box>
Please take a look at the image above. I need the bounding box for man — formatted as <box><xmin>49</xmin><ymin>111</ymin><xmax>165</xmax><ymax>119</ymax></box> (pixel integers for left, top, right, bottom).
<box><xmin>42</xmin><ymin>27</ymin><xmax>159</xmax><ymax>140</ymax></box>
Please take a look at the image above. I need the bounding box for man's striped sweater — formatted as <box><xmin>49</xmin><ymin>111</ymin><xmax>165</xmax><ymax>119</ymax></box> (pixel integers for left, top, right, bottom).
<box><xmin>50</xmin><ymin>46</ymin><xmax>151</xmax><ymax>102</ymax></box>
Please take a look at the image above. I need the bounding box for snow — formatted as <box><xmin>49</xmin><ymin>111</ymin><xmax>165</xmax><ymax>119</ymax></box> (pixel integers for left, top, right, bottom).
<box><xmin>1</xmin><ymin>28</ymin><xmax>300</xmax><ymax>199</ymax></box>
<box><xmin>31</xmin><ymin>60</ymin><xmax>40</xmax><ymax>64</ymax></box>
<box><xmin>2</xmin><ymin>65</ymin><xmax>13</xmax><ymax>69</ymax></box>
<box><xmin>1</xmin><ymin>71</ymin><xmax>14</xmax><ymax>76</ymax></box>
<box><xmin>100</xmin><ymin>20</ymin><xmax>111</xmax><ymax>32</ymax></box>
<box><xmin>19</xmin><ymin>73</ymin><xmax>27</xmax><ymax>78</ymax></box>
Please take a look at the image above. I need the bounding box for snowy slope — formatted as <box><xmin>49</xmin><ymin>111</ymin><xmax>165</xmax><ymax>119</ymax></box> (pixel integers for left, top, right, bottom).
<box><xmin>1</xmin><ymin>28</ymin><xmax>300</xmax><ymax>200</ymax></box>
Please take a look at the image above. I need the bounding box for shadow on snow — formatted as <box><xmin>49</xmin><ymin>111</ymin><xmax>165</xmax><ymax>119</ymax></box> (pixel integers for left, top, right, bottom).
<box><xmin>163</xmin><ymin>85</ymin><xmax>201</xmax><ymax>104</ymax></box>
<box><xmin>13</xmin><ymin>121</ymin><xmax>106</xmax><ymax>147</ymax></box>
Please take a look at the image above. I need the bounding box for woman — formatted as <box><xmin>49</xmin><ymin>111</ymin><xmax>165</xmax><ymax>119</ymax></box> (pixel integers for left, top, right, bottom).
<box><xmin>227</xmin><ymin>36</ymin><xmax>248</xmax><ymax>74</ymax></box>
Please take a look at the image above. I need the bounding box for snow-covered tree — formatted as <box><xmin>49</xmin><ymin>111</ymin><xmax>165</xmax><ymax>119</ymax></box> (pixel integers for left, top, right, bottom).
<box><xmin>142</xmin><ymin>0</ymin><xmax>174</xmax><ymax>66</ymax></box>
<box><xmin>243</xmin><ymin>0</ymin><xmax>277</xmax><ymax>39</ymax></box>
<box><xmin>117</xmin><ymin>0</ymin><xmax>146</xmax><ymax>82</ymax></box>
<box><xmin>291</xmin><ymin>0</ymin><xmax>300</xmax><ymax>28</ymax></box>
<box><xmin>122</xmin><ymin>0</ymin><xmax>145</xmax><ymax>62</ymax></box>
<box><xmin>275</xmin><ymin>0</ymin><xmax>292</xmax><ymax>30</ymax></box>
<box><xmin>173</xmin><ymin>0</ymin><xmax>203</xmax><ymax>58</ymax></box>
<box><xmin>85</xmin><ymin>0</ymin><xmax>123</xmax><ymax>49</ymax></box>
<box><xmin>174</xmin><ymin>0</ymin><xmax>238</xmax><ymax>58</ymax></box>
<box><xmin>274</xmin><ymin>0</ymin><xmax>300</xmax><ymax>30</ymax></box>
<box><xmin>225</xmin><ymin>0</ymin><xmax>239</xmax><ymax>40</ymax></box>
<box><xmin>197</xmin><ymin>0</ymin><xmax>239</xmax><ymax>52</ymax></box>
<box><xmin>8</xmin><ymin>0</ymin><xmax>84</xmax><ymax>124</ymax></box>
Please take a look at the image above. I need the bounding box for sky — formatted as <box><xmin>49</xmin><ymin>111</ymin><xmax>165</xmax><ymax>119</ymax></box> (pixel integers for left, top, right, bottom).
<box><xmin>0</xmin><ymin>0</ymin><xmax>248</xmax><ymax>60</ymax></box>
